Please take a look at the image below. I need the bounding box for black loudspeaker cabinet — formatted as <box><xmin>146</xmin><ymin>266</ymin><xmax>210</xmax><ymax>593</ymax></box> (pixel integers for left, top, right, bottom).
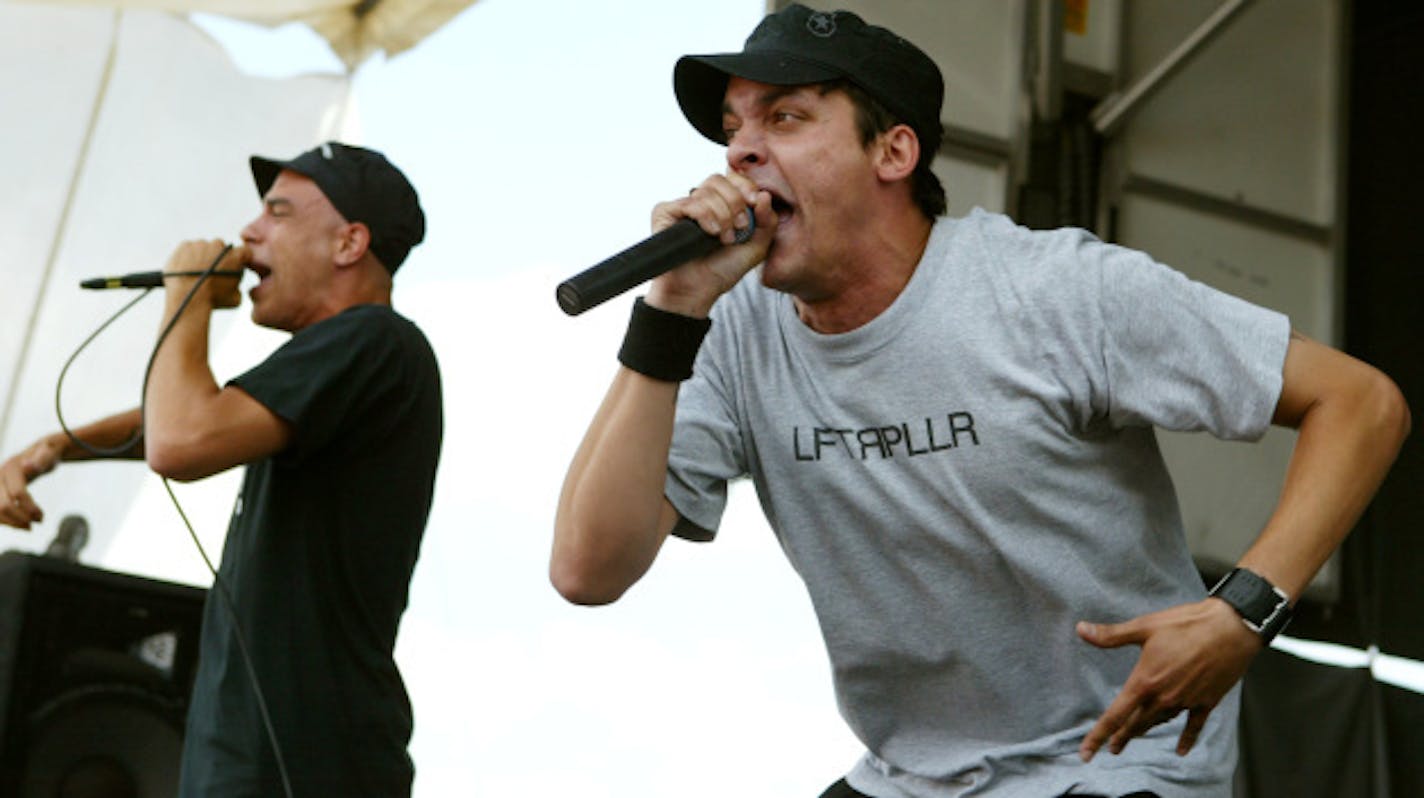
<box><xmin>0</xmin><ymin>550</ymin><xmax>206</xmax><ymax>798</ymax></box>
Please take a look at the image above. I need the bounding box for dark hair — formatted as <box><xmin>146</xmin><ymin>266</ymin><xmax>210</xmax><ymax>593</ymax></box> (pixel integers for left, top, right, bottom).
<box><xmin>821</xmin><ymin>80</ymin><xmax>946</xmax><ymax>219</ymax></box>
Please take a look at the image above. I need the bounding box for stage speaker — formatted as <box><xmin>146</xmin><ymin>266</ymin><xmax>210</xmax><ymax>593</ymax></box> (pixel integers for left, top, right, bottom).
<box><xmin>0</xmin><ymin>550</ymin><xmax>205</xmax><ymax>798</ymax></box>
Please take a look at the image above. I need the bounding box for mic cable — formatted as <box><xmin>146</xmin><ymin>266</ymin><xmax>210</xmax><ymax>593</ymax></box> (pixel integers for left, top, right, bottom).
<box><xmin>55</xmin><ymin>245</ymin><xmax>296</xmax><ymax>798</ymax></box>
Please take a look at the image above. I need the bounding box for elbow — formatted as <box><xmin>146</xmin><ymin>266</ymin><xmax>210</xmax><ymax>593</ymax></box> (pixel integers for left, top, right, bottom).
<box><xmin>144</xmin><ymin>438</ymin><xmax>213</xmax><ymax>483</ymax></box>
<box><xmin>1391</xmin><ymin>389</ymin><xmax>1412</xmax><ymax>443</ymax></box>
<box><xmin>549</xmin><ymin>479</ymin><xmax>668</xmax><ymax>605</ymax></box>
<box><xmin>548</xmin><ymin>519</ymin><xmax>643</xmax><ymax>606</ymax></box>
<box><xmin>1367</xmin><ymin>369</ymin><xmax>1412</xmax><ymax>448</ymax></box>
<box><xmin>549</xmin><ymin>558</ymin><xmax>630</xmax><ymax>607</ymax></box>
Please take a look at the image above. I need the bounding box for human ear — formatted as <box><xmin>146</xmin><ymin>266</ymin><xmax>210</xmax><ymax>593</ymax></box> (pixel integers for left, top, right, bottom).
<box><xmin>334</xmin><ymin>222</ymin><xmax>372</xmax><ymax>266</ymax></box>
<box><xmin>875</xmin><ymin>124</ymin><xmax>920</xmax><ymax>183</ymax></box>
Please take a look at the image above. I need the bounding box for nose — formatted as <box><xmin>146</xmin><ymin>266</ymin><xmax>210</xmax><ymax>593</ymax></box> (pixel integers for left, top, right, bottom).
<box><xmin>726</xmin><ymin>125</ymin><xmax>764</xmax><ymax>172</ymax></box>
<box><xmin>239</xmin><ymin>216</ymin><xmax>261</xmax><ymax>246</ymax></box>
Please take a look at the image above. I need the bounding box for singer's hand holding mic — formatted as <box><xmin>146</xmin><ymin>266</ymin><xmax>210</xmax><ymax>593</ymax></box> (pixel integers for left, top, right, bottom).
<box><xmin>82</xmin><ymin>240</ymin><xmax>247</xmax><ymax>309</ymax></box>
<box><xmin>158</xmin><ymin>239</ymin><xmax>249</xmax><ymax>310</ymax></box>
<box><xmin>556</xmin><ymin>174</ymin><xmax>775</xmax><ymax>316</ymax></box>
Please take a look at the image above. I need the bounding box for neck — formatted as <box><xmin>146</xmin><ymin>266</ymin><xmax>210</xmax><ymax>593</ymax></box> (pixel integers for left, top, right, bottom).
<box><xmin>792</xmin><ymin>210</ymin><xmax>933</xmax><ymax>334</ymax></box>
<box><xmin>293</xmin><ymin>265</ymin><xmax>393</xmax><ymax>330</ymax></box>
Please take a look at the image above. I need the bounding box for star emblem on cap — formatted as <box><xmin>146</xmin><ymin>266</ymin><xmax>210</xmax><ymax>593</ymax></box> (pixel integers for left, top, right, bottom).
<box><xmin>806</xmin><ymin>11</ymin><xmax>837</xmax><ymax>37</ymax></box>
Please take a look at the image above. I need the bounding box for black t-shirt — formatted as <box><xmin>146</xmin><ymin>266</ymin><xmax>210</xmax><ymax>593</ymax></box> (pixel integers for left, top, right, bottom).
<box><xmin>179</xmin><ymin>304</ymin><xmax>443</xmax><ymax>798</ymax></box>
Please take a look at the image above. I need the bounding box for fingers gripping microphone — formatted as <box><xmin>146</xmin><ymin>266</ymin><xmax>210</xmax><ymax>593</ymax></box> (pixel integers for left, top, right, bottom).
<box><xmin>556</xmin><ymin>213</ymin><xmax>755</xmax><ymax>316</ymax></box>
<box><xmin>80</xmin><ymin>270</ymin><xmax>244</xmax><ymax>290</ymax></box>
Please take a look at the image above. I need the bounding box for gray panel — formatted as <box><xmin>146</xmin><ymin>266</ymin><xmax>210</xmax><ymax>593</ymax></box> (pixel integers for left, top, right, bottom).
<box><xmin>1121</xmin><ymin>0</ymin><xmax>1340</xmax><ymax>225</ymax></box>
<box><xmin>1064</xmin><ymin>0</ymin><xmax>1122</xmax><ymax>75</ymax></box>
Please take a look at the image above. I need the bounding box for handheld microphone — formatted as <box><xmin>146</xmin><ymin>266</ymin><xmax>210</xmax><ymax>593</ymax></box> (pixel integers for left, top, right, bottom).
<box><xmin>556</xmin><ymin>213</ymin><xmax>755</xmax><ymax>316</ymax></box>
<box><xmin>80</xmin><ymin>270</ymin><xmax>245</xmax><ymax>290</ymax></box>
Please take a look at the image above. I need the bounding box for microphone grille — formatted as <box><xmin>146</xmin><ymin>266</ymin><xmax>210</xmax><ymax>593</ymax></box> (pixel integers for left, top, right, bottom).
<box><xmin>555</xmin><ymin>282</ymin><xmax>585</xmax><ymax>316</ymax></box>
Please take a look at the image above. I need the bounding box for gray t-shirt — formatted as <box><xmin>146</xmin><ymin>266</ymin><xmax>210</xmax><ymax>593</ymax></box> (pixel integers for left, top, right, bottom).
<box><xmin>664</xmin><ymin>209</ymin><xmax>1290</xmax><ymax>797</ymax></box>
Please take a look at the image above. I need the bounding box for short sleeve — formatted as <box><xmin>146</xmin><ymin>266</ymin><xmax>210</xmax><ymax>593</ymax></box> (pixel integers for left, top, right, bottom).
<box><xmin>230</xmin><ymin>305</ymin><xmax>409</xmax><ymax>462</ymax></box>
<box><xmin>664</xmin><ymin>295</ymin><xmax>753</xmax><ymax>541</ymax></box>
<box><xmin>973</xmin><ymin>213</ymin><xmax>1290</xmax><ymax>440</ymax></box>
<box><xmin>1093</xmin><ymin>241</ymin><xmax>1291</xmax><ymax>438</ymax></box>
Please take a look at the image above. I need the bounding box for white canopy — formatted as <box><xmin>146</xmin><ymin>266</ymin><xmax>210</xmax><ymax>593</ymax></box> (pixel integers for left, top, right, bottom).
<box><xmin>17</xmin><ymin>0</ymin><xmax>479</xmax><ymax>68</ymax></box>
<box><xmin>0</xmin><ymin>3</ymin><xmax>351</xmax><ymax>563</ymax></box>
<box><xmin>0</xmin><ymin>0</ymin><xmax>477</xmax><ymax>563</ymax></box>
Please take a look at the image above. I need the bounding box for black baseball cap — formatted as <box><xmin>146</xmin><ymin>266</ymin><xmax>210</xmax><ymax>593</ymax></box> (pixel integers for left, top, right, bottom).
<box><xmin>249</xmin><ymin>141</ymin><xmax>426</xmax><ymax>273</ymax></box>
<box><xmin>674</xmin><ymin>4</ymin><xmax>944</xmax><ymax>157</ymax></box>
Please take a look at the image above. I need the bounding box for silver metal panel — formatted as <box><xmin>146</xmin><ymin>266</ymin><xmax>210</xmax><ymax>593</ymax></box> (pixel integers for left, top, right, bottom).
<box><xmin>1119</xmin><ymin>0</ymin><xmax>1340</xmax><ymax>226</ymax></box>
<box><xmin>1063</xmin><ymin>0</ymin><xmax>1122</xmax><ymax>75</ymax></box>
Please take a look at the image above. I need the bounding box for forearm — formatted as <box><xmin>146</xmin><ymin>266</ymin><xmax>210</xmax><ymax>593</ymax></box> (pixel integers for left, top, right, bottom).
<box><xmin>1075</xmin><ymin>388</ymin><xmax>1405</xmax><ymax>762</ymax></box>
<box><xmin>552</xmin><ymin>179</ymin><xmax>769</xmax><ymax>603</ymax></box>
<box><xmin>1</xmin><ymin>407</ymin><xmax>145</xmax><ymax>529</ymax></box>
<box><xmin>1079</xmin><ymin>341</ymin><xmax>1410</xmax><ymax>761</ymax></box>
<box><xmin>1241</xmin><ymin>367</ymin><xmax>1410</xmax><ymax>599</ymax></box>
<box><xmin>142</xmin><ymin>292</ymin><xmax>224</xmax><ymax>477</ymax></box>
<box><xmin>55</xmin><ymin>407</ymin><xmax>145</xmax><ymax>461</ymax></box>
<box><xmin>552</xmin><ymin>367</ymin><xmax>681</xmax><ymax>604</ymax></box>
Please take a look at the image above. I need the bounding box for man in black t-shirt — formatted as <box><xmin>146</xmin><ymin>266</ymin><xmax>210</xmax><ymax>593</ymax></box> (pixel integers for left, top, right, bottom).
<box><xmin>0</xmin><ymin>142</ymin><xmax>442</xmax><ymax>797</ymax></box>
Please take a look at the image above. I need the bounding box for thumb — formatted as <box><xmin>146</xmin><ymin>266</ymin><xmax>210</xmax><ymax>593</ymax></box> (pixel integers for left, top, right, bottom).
<box><xmin>1076</xmin><ymin>618</ymin><xmax>1145</xmax><ymax>650</ymax></box>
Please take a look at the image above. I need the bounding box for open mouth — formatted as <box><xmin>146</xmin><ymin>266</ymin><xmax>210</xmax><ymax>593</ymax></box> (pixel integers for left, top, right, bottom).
<box><xmin>248</xmin><ymin>262</ymin><xmax>272</xmax><ymax>291</ymax></box>
<box><xmin>769</xmin><ymin>193</ymin><xmax>795</xmax><ymax>225</ymax></box>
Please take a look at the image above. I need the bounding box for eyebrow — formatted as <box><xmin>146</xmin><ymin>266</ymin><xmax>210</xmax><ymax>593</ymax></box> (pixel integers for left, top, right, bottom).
<box><xmin>264</xmin><ymin>197</ymin><xmax>294</xmax><ymax>213</ymax></box>
<box><xmin>722</xmin><ymin>85</ymin><xmax>812</xmax><ymax>117</ymax></box>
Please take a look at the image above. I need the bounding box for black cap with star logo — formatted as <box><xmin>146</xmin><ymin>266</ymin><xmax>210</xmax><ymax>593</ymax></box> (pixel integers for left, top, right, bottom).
<box><xmin>674</xmin><ymin>3</ymin><xmax>944</xmax><ymax>159</ymax></box>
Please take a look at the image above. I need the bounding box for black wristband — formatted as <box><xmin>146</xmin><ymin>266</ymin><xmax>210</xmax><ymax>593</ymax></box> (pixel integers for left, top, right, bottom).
<box><xmin>1209</xmin><ymin>567</ymin><xmax>1293</xmax><ymax>644</ymax></box>
<box><xmin>617</xmin><ymin>297</ymin><xmax>712</xmax><ymax>382</ymax></box>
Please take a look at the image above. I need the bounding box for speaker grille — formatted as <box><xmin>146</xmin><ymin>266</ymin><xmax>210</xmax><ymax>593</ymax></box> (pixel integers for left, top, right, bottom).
<box><xmin>0</xmin><ymin>552</ymin><xmax>205</xmax><ymax>798</ymax></box>
<box><xmin>20</xmin><ymin>683</ymin><xmax>185</xmax><ymax>798</ymax></box>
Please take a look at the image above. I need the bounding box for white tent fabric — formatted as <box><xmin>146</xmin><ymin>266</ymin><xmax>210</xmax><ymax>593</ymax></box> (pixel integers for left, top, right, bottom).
<box><xmin>0</xmin><ymin>3</ymin><xmax>351</xmax><ymax>567</ymax></box>
<box><xmin>18</xmin><ymin>0</ymin><xmax>479</xmax><ymax>68</ymax></box>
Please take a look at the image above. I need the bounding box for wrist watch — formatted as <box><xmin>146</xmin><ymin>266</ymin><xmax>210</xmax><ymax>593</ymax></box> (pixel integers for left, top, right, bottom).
<box><xmin>1208</xmin><ymin>567</ymin><xmax>1293</xmax><ymax>644</ymax></box>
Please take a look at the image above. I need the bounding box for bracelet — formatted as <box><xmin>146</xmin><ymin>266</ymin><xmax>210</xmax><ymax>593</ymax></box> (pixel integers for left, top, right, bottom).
<box><xmin>617</xmin><ymin>297</ymin><xmax>712</xmax><ymax>382</ymax></box>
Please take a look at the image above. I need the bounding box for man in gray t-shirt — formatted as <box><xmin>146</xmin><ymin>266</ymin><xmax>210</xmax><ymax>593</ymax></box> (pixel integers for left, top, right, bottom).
<box><xmin>551</xmin><ymin>6</ymin><xmax>1410</xmax><ymax>797</ymax></box>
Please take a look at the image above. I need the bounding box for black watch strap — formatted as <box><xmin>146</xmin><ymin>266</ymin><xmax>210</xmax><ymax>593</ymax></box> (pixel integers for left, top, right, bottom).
<box><xmin>1209</xmin><ymin>567</ymin><xmax>1293</xmax><ymax>644</ymax></box>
